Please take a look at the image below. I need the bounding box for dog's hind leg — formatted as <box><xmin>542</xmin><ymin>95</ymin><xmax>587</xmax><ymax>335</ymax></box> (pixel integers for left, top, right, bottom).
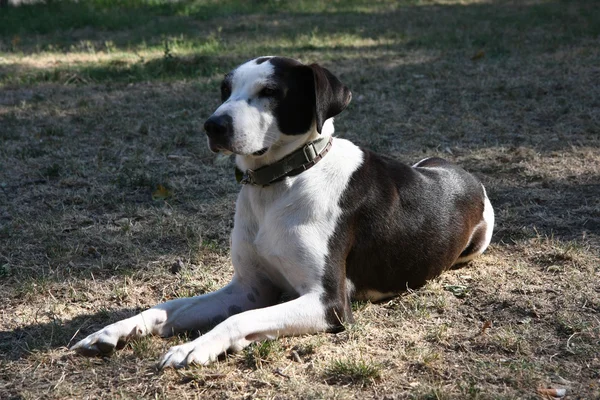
<box><xmin>71</xmin><ymin>276</ymin><xmax>278</xmax><ymax>357</ymax></box>
<box><xmin>158</xmin><ymin>292</ymin><xmax>331</xmax><ymax>368</ymax></box>
<box><xmin>454</xmin><ymin>187</ymin><xmax>494</xmax><ymax>265</ymax></box>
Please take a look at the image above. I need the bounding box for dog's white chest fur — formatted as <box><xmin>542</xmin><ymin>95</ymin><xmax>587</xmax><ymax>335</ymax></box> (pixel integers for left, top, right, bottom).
<box><xmin>232</xmin><ymin>136</ymin><xmax>364</xmax><ymax>295</ymax></box>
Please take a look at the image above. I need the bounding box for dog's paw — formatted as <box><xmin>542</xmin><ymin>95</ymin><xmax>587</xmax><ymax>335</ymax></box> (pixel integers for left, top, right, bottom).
<box><xmin>70</xmin><ymin>328</ymin><xmax>123</xmax><ymax>357</ymax></box>
<box><xmin>158</xmin><ymin>339</ymin><xmax>221</xmax><ymax>369</ymax></box>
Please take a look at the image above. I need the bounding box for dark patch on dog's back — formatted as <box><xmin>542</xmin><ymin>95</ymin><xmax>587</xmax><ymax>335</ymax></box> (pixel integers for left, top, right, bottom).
<box><xmin>322</xmin><ymin>151</ymin><xmax>484</xmax><ymax>321</ymax></box>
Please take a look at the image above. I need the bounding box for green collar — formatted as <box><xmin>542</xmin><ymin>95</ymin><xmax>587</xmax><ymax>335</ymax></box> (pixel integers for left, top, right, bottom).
<box><xmin>235</xmin><ymin>136</ymin><xmax>333</xmax><ymax>186</ymax></box>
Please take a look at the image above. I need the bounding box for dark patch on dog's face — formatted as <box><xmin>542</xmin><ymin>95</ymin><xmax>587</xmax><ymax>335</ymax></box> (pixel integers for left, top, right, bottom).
<box><xmin>247</xmin><ymin>293</ymin><xmax>256</xmax><ymax>303</ymax></box>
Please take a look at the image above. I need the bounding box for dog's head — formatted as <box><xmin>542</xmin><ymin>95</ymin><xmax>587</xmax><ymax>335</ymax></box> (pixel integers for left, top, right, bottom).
<box><xmin>204</xmin><ymin>56</ymin><xmax>351</xmax><ymax>157</ymax></box>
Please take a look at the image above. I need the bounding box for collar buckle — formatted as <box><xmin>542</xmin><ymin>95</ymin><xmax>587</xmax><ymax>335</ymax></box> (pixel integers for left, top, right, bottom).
<box><xmin>241</xmin><ymin>169</ymin><xmax>255</xmax><ymax>185</ymax></box>
<box><xmin>302</xmin><ymin>141</ymin><xmax>318</xmax><ymax>162</ymax></box>
<box><xmin>235</xmin><ymin>167</ymin><xmax>254</xmax><ymax>185</ymax></box>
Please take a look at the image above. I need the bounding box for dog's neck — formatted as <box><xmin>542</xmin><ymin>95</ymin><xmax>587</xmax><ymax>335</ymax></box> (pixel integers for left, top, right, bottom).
<box><xmin>235</xmin><ymin>119</ymin><xmax>335</xmax><ymax>172</ymax></box>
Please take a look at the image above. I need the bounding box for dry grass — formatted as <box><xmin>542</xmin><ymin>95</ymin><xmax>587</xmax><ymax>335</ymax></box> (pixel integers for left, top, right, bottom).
<box><xmin>1</xmin><ymin>0</ymin><xmax>599</xmax><ymax>399</ymax></box>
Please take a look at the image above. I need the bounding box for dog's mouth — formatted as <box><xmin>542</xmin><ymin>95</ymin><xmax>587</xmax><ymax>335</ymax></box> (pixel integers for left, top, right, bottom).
<box><xmin>209</xmin><ymin>144</ymin><xmax>267</xmax><ymax>157</ymax></box>
<box><xmin>252</xmin><ymin>147</ymin><xmax>269</xmax><ymax>156</ymax></box>
<box><xmin>207</xmin><ymin>136</ymin><xmax>268</xmax><ymax>156</ymax></box>
<box><xmin>209</xmin><ymin>142</ymin><xmax>229</xmax><ymax>154</ymax></box>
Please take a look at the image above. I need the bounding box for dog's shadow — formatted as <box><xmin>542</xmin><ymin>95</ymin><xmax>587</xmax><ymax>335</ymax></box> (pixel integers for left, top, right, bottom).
<box><xmin>2</xmin><ymin>306</ymin><xmax>231</xmax><ymax>363</ymax></box>
<box><xmin>0</xmin><ymin>307</ymin><xmax>144</xmax><ymax>361</ymax></box>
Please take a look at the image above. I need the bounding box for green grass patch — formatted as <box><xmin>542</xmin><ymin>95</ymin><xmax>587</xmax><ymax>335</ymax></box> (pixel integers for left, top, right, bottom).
<box><xmin>0</xmin><ymin>0</ymin><xmax>403</xmax><ymax>38</ymax></box>
<box><xmin>243</xmin><ymin>340</ymin><xmax>282</xmax><ymax>369</ymax></box>
<box><xmin>324</xmin><ymin>357</ymin><xmax>382</xmax><ymax>386</ymax></box>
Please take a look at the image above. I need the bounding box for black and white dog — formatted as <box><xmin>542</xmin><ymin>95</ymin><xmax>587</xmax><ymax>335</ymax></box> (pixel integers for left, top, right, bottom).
<box><xmin>72</xmin><ymin>56</ymin><xmax>494</xmax><ymax>368</ymax></box>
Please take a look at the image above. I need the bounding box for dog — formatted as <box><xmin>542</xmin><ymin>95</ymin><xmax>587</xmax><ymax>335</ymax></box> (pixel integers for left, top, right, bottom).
<box><xmin>71</xmin><ymin>56</ymin><xmax>494</xmax><ymax>368</ymax></box>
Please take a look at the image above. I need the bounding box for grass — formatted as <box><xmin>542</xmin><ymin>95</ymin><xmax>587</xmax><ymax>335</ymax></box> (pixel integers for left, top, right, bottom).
<box><xmin>324</xmin><ymin>357</ymin><xmax>382</xmax><ymax>386</ymax></box>
<box><xmin>243</xmin><ymin>340</ymin><xmax>282</xmax><ymax>369</ymax></box>
<box><xmin>1</xmin><ymin>0</ymin><xmax>600</xmax><ymax>398</ymax></box>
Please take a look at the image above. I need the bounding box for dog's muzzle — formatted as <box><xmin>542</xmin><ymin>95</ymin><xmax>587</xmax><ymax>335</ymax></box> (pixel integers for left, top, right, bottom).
<box><xmin>204</xmin><ymin>114</ymin><xmax>234</xmax><ymax>153</ymax></box>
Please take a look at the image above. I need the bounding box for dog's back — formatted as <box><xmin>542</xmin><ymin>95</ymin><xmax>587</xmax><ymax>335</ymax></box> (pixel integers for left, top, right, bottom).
<box><xmin>330</xmin><ymin>153</ymin><xmax>492</xmax><ymax>302</ymax></box>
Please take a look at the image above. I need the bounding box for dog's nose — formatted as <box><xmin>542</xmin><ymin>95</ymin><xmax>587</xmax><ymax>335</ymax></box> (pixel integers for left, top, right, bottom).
<box><xmin>204</xmin><ymin>114</ymin><xmax>233</xmax><ymax>137</ymax></box>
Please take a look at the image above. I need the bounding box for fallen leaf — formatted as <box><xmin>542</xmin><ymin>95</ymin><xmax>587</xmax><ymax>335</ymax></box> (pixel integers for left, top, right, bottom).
<box><xmin>152</xmin><ymin>184</ymin><xmax>172</xmax><ymax>201</ymax></box>
<box><xmin>480</xmin><ymin>320</ymin><xmax>492</xmax><ymax>335</ymax></box>
<box><xmin>471</xmin><ymin>50</ymin><xmax>485</xmax><ymax>60</ymax></box>
<box><xmin>537</xmin><ymin>387</ymin><xmax>566</xmax><ymax>398</ymax></box>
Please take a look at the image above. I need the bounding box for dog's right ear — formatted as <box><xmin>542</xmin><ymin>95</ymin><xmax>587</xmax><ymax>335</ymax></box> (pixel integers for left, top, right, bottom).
<box><xmin>308</xmin><ymin>63</ymin><xmax>352</xmax><ymax>133</ymax></box>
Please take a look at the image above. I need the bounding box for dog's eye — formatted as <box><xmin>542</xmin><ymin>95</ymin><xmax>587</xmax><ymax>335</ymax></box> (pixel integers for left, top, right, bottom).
<box><xmin>221</xmin><ymin>79</ymin><xmax>232</xmax><ymax>101</ymax></box>
<box><xmin>259</xmin><ymin>87</ymin><xmax>277</xmax><ymax>97</ymax></box>
<box><xmin>221</xmin><ymin>87</ymin><xmax>231</xmax><ymax>101</ymax></box>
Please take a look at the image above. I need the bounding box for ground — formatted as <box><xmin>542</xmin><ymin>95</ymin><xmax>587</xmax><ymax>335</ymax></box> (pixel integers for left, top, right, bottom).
<box><xmin>0</xmin><ymin>0</ymin><xmax>599</xmax><ymax>399</ymax></box>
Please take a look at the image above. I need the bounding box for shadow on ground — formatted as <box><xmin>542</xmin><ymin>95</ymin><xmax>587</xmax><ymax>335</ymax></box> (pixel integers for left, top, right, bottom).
<box><xmin>0</xmin><ymin>307</ymin><xmax>142</xmax><ymax>361</ymax></box>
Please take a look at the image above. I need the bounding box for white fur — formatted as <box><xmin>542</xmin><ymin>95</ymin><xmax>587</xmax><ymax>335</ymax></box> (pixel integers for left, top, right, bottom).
<box><xmin>209</xmin><ymin>59</ymin><xmax>278</xmax><ymax>156</ymax></box>
<box><xmin>158</xmin><ymin>292</ymin><xmax>327</xmax><ymax>367</ymax></box>
<box><xmin>412</xmin><ymin>157</ymin><xmax>433</xmax><ymax>168</ymax></box>
<box><xmin>481</xmin><ymin>186</ymin><xmax>495</xmax><ymax>251</ymax></box>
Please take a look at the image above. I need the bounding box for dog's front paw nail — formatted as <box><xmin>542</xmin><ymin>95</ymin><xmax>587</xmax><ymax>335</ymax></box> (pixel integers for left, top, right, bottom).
<box><xmin>159</xmin><ymin>343</ymin><xmax>215</xmax><ymax>369</ymax></box>
<box><xmin>71</xmin><ymin>331</ymin><xmax>118</xmax><ymax>357</ymax></box>
<box><xmin>159</xmin><ymin>344</ymin><xmax>191</xmax><ymax>369</ymax></box>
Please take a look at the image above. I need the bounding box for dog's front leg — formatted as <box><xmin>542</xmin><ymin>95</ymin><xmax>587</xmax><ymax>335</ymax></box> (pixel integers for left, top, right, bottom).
<box><xmin>71</xmin><ymin>276</ymin><xmax>276</xmax><ymax>356</ymax></box>
<box><xmin>159</xmin><ymin>291</ymin><xmax>330</xmax><ymax>368</ymax></box>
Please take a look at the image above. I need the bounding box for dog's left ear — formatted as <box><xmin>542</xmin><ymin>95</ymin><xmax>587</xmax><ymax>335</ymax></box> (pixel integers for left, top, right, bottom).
<box><xmin>308</xmin><ymin>63</ymin><xmax>352</xmax><ymax>133</ymax></box>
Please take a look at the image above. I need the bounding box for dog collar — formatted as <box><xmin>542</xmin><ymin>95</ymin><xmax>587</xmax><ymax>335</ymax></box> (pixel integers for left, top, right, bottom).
<box><xmin>235</xmin><ymin>136</ymin><xmax>333</xmax><ymax>186</ymax></box>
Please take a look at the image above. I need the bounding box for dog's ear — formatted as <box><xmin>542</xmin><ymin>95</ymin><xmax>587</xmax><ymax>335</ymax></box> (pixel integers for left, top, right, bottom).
<box><xmin>308</xmin><ymin>63</ymin><xmax>352</xmax><ymax>133</ymax></box>
<box><xmin>275</xmin><ymin>62</ymin><xmax>351</xmax><ymax>135</ymax></box>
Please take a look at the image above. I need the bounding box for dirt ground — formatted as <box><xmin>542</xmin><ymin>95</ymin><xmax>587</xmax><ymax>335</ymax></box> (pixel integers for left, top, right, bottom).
<box><xmin>1</xmin><ymin>0</ymin><xmax>599</xmax><ymax>399</ymax></box>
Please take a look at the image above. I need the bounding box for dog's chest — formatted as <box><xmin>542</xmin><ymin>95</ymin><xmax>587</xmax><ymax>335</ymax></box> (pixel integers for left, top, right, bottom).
<box><xmin>234</xmin><ymin>179</ymin><xmax>333</xmax><ymax>292</ymax></box>
<box><xmin>231</xmin><ymin>139</ymin><xmax>364</xmax><ymax>293</ymax></box>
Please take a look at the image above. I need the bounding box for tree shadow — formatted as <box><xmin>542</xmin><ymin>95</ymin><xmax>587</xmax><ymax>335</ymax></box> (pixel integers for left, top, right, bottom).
<box><xmin>1</xmin><ymin>0</ymin><xmax>598</xmax><ymax>59</ymax></box>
